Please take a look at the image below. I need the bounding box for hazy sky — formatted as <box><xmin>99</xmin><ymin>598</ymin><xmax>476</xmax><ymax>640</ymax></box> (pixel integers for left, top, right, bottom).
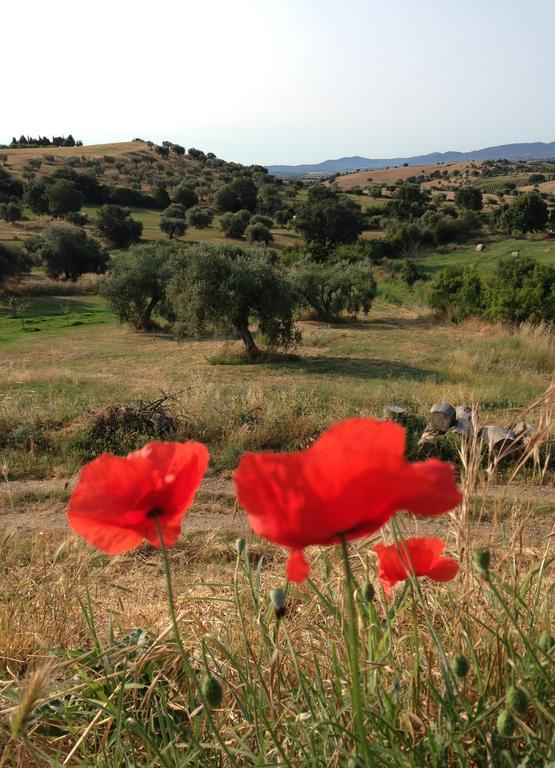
<box><xmin>3</xmin><ymin>0</ymin><xmax>554</xmax><ymax>165</ymax></box>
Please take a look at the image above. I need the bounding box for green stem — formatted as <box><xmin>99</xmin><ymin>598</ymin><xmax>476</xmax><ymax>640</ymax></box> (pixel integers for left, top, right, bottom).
<box><xmin>340</xmin><ymin>536</ymin><xmax>371</xmax><ymax>765</ymax></box>
<box><xmin>154</xmin><ymin>520</ymin><xmax>237</xmax><ymax>766</ymax></box>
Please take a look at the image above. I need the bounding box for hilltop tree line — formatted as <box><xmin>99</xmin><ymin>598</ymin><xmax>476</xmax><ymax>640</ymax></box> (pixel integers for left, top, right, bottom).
<box><xmin>4</xmin><ymin>134</ymin><xmax>83</xmax><ymax>148</ymax></box>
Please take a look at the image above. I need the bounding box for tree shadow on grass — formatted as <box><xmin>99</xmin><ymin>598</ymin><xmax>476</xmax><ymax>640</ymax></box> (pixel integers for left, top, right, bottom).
<box><xmin>273</xmin><ymin>354</ymin><xmax>445</xmax><ymax>382</ymax></box>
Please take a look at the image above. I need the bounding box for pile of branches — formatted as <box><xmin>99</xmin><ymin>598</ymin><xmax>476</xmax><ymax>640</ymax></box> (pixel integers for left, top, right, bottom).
<box><xmin>87</xmin><ymin>391</ymin><xmax>182</xmax><ymax>441</ymax></box>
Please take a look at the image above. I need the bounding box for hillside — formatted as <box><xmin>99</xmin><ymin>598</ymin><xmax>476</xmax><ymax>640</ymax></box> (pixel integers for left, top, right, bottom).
<box><xmin>267</xmin><ymin>141</ymin><xmax>555</xmax><ymax>177</ymax></box>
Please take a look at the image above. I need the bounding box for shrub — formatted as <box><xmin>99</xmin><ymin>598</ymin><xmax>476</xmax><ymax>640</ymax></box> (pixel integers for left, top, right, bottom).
<box><xmin>249</xmin><ymin>214</ymin><xmax>273</xmax><ymax>227</ymax></box>
<box><xmin>0</xmin><ymin>242</ymin><xmax>32</xmax><ymax>286</ymax></box>
<box><xmin>215</xmin><ymin>178</ymin><xmax>258</xmax><ymax>213</ymax></box>
<box><xmin>220</xmin><ymin>212</ymin><xmax>248</xmax><ymax>239</ymax></box>
<box><xmin>486</xmin><ymin>256</ymin><xmax>554</xmax><ymax>324</ymax></box>
<box><xmin>245</xmin><ymin>222</ymin><xmax>273</xmax><ymax>244</ymax></box>
<box><xmin>428</xmin><ymin>266</ymin><xmax>485</xmax><ymax>321</ymax></box>
<box><xmin>95</xmin><ymin>205</ymin><xmax>143</xmax><ymax>248</ymax></box>
<box><xmin>187</xmin><ymin>206</ymin><xmax>213</xmax><ymax>228</ymax></box>
<box><xmin>398</xmin><ymin>258</ymin><xmax>428</xmax><ymax>286</ymax></box>
<box><xmin>495</xmin><ymin>191</ymin><xmax>548</xmax><ymax>233</ymax></box>
<box><xmin>64</xmin><ymin>211</ymin><xmax>89</xmax><ymax>227</ymax></box>
<box><xmin>454</xmin><ymin>186</ymin><xmax>483</xmax><ymax>211</ymax></box>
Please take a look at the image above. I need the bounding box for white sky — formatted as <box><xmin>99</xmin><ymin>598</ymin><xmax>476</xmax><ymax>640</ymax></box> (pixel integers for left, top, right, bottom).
<box><xmin>2</xmin><ymin>0</ymin><xmax>554</xmax><ymax>165</ymax></box>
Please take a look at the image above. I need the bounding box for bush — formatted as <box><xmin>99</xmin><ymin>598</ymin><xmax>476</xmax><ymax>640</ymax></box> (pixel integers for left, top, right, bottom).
<box><xmin>0</xmin><ymin>167</ymin><xmax>24</xmax><ymax>202</ymax></box>
<box><xmin>215</xmin><ymin>178</ymin><xmax>258</xmax><ymax>213</ymax></box>
<box><xmin>428</xmin><ymin>266</ymin><xmax>485</xmax><ymax>322</ymax></box>
<box><xmin>245</xmin><ymin>222</ymin><xmax>273</xmax><ymax>244</ymax></box>
<box><xmin>187</xmin><ymin>206</ymin><xmax>213</xmax><ymax>228</ymax></box>
<box><xmin>494</xmin><ymin>191</ymin><xmax>548</xmax><ymax>233</ymax></box>
<box><xmin>398</xmin><ymin>258</ymin><xmax>428</xmax><ymax>286</ymax></box>
<box><xmin>95</xmin><ymin>205</ymin><xmax>142</xmax><ymax>248</ymax></box>
<box><xmin>454</xmin><ymin>187</ymin><xmax>483</xmax><ymax>211</ymax></box>
<box><xmin>486</xmin><ymin>256</ymin><xmax>554</xmax><ymax>324</ymax></box>
<box><xmin>220</xmin><ymin>212</ymin><xmax>248</xmax><ymax>239</ymax></box>
<box><xmin>249</xmin><ymin>214</ymin><xmax>273</xmax><ymax>227</ymax></box>
<box><xmin>64</xmin><ymin>211</ymin><xmax>89</xmax><ymax>227</ymax></box>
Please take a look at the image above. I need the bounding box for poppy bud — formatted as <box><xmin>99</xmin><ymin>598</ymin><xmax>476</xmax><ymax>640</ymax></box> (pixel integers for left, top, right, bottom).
<box><xmin>362</xmin><ymin>581</ymin><xmax>375</xmax><ymax>602</ymax></box>
<box><xmin>235</xmin><ymin>537</ymin><xmax>246</xmax><ymax>554</ymax></box>
<box><xmin>451</xmin><ymin>654</ymin><xmax>470</xmax><ymax>679</ymax></box>
<box><xmin>347</xmin><ymin>757</ymin><xmax>359</xmax><ymax>768</ymax></box>
<box><xmin>472</xmin><ymin>548</ymin><xmax>491</xmax><ymax>577</ymax></box>
<box><xmin>496</xmin><ymin>709</ymin><xmax>515</xmax><ymax>737</ymax></box>
<box><xmin>201</xmin><ymin>675</ymin><xmax>223</xmax><ymax>708</ymax></box>
<box><xmin>270</xmin><ymin>588</ymin><xmax>286</xmax><ymax>619</ymax></box>
<box><xmin>506</xmin><ymin>686</ymin><xmax>528</xmax><ymax>715</ymax></box>
<box><xmin>538</xmin><ymin>631</ymin><xmax>553</xmax><ymax>653</ymax></box>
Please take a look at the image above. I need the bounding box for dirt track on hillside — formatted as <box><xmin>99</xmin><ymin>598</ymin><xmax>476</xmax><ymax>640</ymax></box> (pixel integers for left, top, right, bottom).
<box><xmin>1</xmin><ymin>474</ymin><xmax>553</xmax><ymax>548</ymax></box>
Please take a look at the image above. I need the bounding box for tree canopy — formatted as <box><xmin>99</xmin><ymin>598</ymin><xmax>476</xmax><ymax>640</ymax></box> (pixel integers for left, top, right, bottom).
<box><xmin>166</xmin><ymin>245</ymin><xmax>299</xmax><ymax>357</ymax></box>
<box><xmin>100</xmin><ymin>244</ymin><xmax>173</xmax><ymax>329</ymax></box>
<box><xmin>38</xmin><ymin>224</ymin><xmax>108</xmax><ymax>281</ymax></box>
<box><xmin>95</xmin><ymin>205</ymin><xmax>143</xmax><ymax>248</ymax></box>
<box><xmin>294</xmin><ymin>185</ymin><xmax>365</xmax><ymax>252</ymax></box>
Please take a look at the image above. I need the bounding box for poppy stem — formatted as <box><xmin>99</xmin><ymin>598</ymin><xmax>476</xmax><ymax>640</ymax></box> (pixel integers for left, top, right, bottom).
<box><xmin>340</xmin><ymin>535</ymin><xmax>371</xmax><ymax>765</ymax></box>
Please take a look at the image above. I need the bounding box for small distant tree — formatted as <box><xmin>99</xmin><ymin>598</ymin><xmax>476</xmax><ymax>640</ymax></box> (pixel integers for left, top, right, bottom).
<box><xmin>250</xmin><ymin>214</ymin><xmax>273</xmax><ymax>227</ymax></box>
<box><xmin>167</xmin><ymin>245</ymin><xmax>299</xmax><ymax>357</ymax></box>
<box><xmin>291</xmin><ymin>258</ymin><xmax>376</xmax><ymax>322</ymax></box>
<box><xmin>160</xmin><ymin>203</ymin><xmax>187</xmax><ymax>239</ymax></box>
<box><xmin>0</xmin><ymin>201</ymin><xmax>22</xmax><ymax>222</ymax></box>
<box><xmin>498</xmin><ymin>191</ymin><xmax>548</xmax><ymax>233</ymax></box>
<box><xmin>454</xmin><ymin>186</ymin><xmax>483</xmax><ymax>211</ymax></box>
<box><xmin>0</xmin><ymin>167</ymin><xmax>24</xmax><ymax>202</ymax></box>
<box><xmin>528</xmin><ymin>173</ymin><xmax>546</xmax><ymax>185</ymax></box>
<box><xmin>245</xmin><ymin>222</ymin><xmax>273</xmax><ymax>244</ymax></box>
<box><xmin>215</xmin><ymin>178</ymin><xmax>258</xmax><ymax>213</ymax></box>
<box><xmin>39</xmin><ymin>224</ymin><xmax>108</xmax><ymax>281</ymax></box>
<box><xmin>25</xmin><ymin>179</ymin><xmax>50</xmax><ymax>214</ymax></box>
<box><xmin>220</xmin><ymin>212</ymin><xmax>248</xmax><ymax>239</ymax></box>
<box><xmin>95</xmin><ymin>205</ymin><xmax>143</xmax><ymax>248</ymax></box>
<box><xmin>388</xmin><ymin>183</ymin><xmax>430</xmax><ymax>220</ymax></box>
<box><xmin>398</xmin><ymin>258</ymin><xmax>428</xmax><ymax>286</ymax></box>
<box><xmin>186</xmin><ymin>206</ymin><xmax>213</xmax><ymax>228</ymax></box>
<box><xmin>172</xmin><ymin>182</ymin><xmax>198</xmax><ymax>210</ymax></box>
<box><xmin>294</xmin><ymin>185</ymin><xmax>366</xmax><ymax>253</ymax></box>
<box><xmin>45</xmin><ymin>179</ymin><xmax>83</xmax><ymax>218</ymax></box>
<box><xmin>0</xmin><ymin>242</ymin><xmax>31</xmax><ymax>286</ymax></box>
<box><xmin>101</xmin><ymin>244</ymin><xmax>172</xmax><ymax>329</ymax></box>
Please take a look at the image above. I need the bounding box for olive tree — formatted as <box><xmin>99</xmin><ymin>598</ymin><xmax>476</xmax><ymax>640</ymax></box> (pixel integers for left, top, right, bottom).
<box><xmin>95</xmin><ymin>205</ymin><xmax>142</xmax><ymax>248</ymax></box>
<box><xmin>291</xmin><ymin>258</ymin><xmax>377</xmax><ymax>322</ymax></box>
<box><xmin>166</xmin><ymin>244</ymin><xmax>299</xmax><ymax>357</ymax></box>
<box><xmin>100</xmin><ymin>244</ymin><xmax>173</xmax><ymax>329</ymax></box>
<box><xmin>294</xmin><ymin>185</ymin><xmax>365</xmax><ymax>253</ymax></box>
<box><xmin>160</xmin><ymin>204</ymin><xmax>187</xmax><ymax>239</ymax></box>
<box><xmin>39</xmin><ymin>224</ymin><xmax>108</xmax><ymax>281</ymax></box>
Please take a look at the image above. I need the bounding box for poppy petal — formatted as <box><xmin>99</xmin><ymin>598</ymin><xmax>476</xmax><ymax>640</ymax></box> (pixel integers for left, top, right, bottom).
<box><xmin>69</xmin><ymin>516</ymin><xmax>144</xmax><ymax>555</ymax></box>
<box><xmin>286</xmin><ymin>549</ymin><xmax>310</xmax><ymax>582</ymax></box>
<box><xmin>428</xmin><ymin>557</ymin><xmax>459</xmax><ymax>582</ymax></box>
<box><xmin>402</xmin><ymin>460</ymin><xmax>462</xmax><ymax>517</ymax></box>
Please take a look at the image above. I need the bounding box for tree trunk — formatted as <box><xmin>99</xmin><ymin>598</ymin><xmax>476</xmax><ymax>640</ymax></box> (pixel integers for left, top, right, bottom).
<box><xmin>142</xmin><ymin>295</ymin><xmax>160</xmax><ymax>329</ymax></box>
<box><xmin>238</xmin><ymin>321</ymin><xmax>259</xmax><ymax>358</ymax></box>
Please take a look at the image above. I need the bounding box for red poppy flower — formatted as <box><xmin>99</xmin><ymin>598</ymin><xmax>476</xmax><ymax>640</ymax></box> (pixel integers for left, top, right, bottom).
<box><xmin>374</xmin><ymin>536</ymin><xmax>459</xmax><ymax>597</ymax></box>
<box><xmin>233</xmin><ymin>418</ymin><xmax>462</xmax><ymax>582</ymax></box>
<box><xmin>67</xmin><ymin>441</ymin><xmax>209</xmax><ymax>554</ymax></box>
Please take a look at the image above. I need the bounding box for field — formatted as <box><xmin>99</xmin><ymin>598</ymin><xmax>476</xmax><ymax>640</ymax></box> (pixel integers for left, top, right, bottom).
<box><xmin>1</xmin><ymin>143</ymin><xmax>554</xmax><ymax>766</ymax></box>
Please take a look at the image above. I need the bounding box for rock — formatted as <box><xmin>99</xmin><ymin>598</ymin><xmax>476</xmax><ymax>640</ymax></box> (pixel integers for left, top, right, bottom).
<box><xmin>451</xmin><ymin>418</ymin><xmax>473</xmax><ymax>438</ymax></box>
<box><xmin>480</xmin><ymin>425</ymin><xmax>519</xmax><ymax>457</ymax></box>
<box><xmin>456</xmin><ymin>405</ymin><xmax>473</xmax><ymax>420</ymax></box>
<box><xmin>475</xmin><ymin>243</ymin><xmax>486</xmax><ymax>252</ymax></box>
<box><xmin>383</xmin><ymin>405</ymin><xmax>407</xmax><ymax>424</ymax></box>
<box><xmin>511</xmin><ymin>250</ymin><xmax>520</xmax><ymax>257</ymax></box>
<box><xmin>428</xmin><ymin>403</ymin><xmax>456</xmax><ymax>433</ymax></box>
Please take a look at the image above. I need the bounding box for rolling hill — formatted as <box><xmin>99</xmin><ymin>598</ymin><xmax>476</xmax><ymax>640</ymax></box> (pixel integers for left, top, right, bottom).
<box><xmin>267</xmin><ymin>141</ymin><xmax>555</xmax><ymax>177</ymax></box>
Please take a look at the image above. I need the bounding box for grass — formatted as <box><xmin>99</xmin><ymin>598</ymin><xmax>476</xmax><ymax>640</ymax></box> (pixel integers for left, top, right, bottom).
<box><xmin>0</xmin><ymin>448</ymin><xmax>553</xmax><ymax>766</ymax></box>
<box><xmin>421</xmin><ymin>239</ymin><xmax>555</xmax><ymax>275</ymax></box>
<box><xmin>0</xmin><ymin>262</ymin><xmax>553</xmax><ymax>764</ymax></box>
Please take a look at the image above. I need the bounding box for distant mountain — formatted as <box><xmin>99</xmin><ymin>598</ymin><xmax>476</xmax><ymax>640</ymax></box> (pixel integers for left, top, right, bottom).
<box><xmin>267</xmin><ymin>142</ymin><xmax>555</xmax><ymax>178</ymax></box>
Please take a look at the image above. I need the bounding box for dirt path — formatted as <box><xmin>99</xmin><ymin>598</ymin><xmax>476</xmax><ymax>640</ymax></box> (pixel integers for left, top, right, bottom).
<box><xmin>1</xmin><ymin>475</ymin><xmax>553</xmax><ymax>546</ymax></box>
